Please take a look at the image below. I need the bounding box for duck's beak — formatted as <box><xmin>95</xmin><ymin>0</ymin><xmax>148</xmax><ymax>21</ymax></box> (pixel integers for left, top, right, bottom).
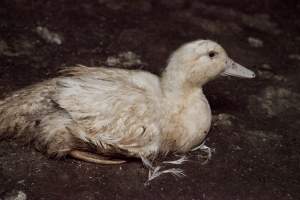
<box><xmin>221</xmin><ymin>58</ymin><xmax>255</xmax><ymax>78</ymax></box>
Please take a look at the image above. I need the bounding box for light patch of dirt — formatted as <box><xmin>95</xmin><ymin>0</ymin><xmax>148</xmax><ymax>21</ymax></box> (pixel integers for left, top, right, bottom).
<box><xmin>248</xmin><ymin>86</ymin><xmax>300</xmax><ymax>117</ymax></box>
<box><xmin>106</xmin><ymin>51</ymin><xmax>145</xmax><ymax>69</ymax></box>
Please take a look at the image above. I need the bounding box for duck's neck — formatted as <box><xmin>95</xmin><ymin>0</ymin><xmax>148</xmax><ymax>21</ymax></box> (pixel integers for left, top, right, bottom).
<box><xmin>159</xmin><ymin>66</ymin><xmax>211</xmax><ymax>153</ymax></box>
<box><xmin>161</xmin><ymin>65</ymin><xmax>201</xmax><ymax>100</ymax></box>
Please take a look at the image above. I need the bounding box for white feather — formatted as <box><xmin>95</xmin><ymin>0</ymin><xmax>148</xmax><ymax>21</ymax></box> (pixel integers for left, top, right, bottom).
<box><xmin>163</xmin><ymin>155</ymin><xmax>189</xmax><ymax>165</ymax></box>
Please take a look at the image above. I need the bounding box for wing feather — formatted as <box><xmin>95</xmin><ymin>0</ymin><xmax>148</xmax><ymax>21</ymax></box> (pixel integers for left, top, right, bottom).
<box><xmin>54</xmin><ymin>66</ymin><xmax>162</xmax><ymax>158</ymax></box>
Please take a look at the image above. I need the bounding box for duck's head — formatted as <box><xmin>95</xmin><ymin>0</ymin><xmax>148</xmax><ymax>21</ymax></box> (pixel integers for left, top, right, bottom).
<box><xmin>165</xmin><ymin>40</ymin><xmax>255</xmax><ymax>87</ymax></box>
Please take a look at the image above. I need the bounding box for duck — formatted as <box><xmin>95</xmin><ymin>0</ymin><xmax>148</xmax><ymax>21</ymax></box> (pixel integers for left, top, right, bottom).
<box><xmin>0</xmin><ymin>39</ymin><xmax>255</xmax><ymax>167</ymax></box>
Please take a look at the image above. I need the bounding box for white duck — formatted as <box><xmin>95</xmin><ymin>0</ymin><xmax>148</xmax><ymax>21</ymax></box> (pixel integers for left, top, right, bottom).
<box><xmin>0</xmin><ymin>40</ymin><xmax>255</xmax><ymax>166</ymax></box>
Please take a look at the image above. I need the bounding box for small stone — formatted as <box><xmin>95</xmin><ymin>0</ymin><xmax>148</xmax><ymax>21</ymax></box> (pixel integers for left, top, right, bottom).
<box><xmin>119</xmin><ymin>51</ymin><xmax>142</xmax><ymax>67</ymax></box>
<box><xmin>261</xmin><ymin>64</ymin><xmax>272</xmax><ymax>70</ymax></box>
<box><xmin>273</xmin><ymin>75</ymin><xmax>287</xmax><ymax>82</ymax></box>
<box><xmin>288</xmin><ymin>54</ymin><xmax>300</xmax><ymax>61</ymax></box>
<box><xmin>257</xmin><ymin>70</ymin><xmax>273</xmax><ymax>79</ymax></box>
<box><xmin>248</xmin><ymin>37</ymin><xmax>264</xmax><ymax>48</ymax></box>
<box><xmin>36</xmin><ymin>26</ymin><xmax>63</xmax><ymax>45</ymax></box>
<box><xmin>106</xmin><ymin>56</ymin><xmax>120</xmax><ymax>66</ymax></box>
<box><xmin>233</xmin><ymin>145</ymin><xmax>242</xmax><ymax>150</ymax></box>
<box><xmin>106</xmin><ymin>51</ymin><xmax>143</xmax><ymax>68</ymax></box>
<box><xmin>0</xmin><ymin>40</ymin><xmax>9</xmax><ymax>54</ymax></box>
<box><xmin>17</xmin><ymin>180</ymin><xmax>25</xmax><ymax>185</ymax></box>
<box><xmin>3</xmin><ymin>191</ymin><xmax>27</xmax><ymax>200</ymax></box>
<box><xmin>257</xmin><ymin>70</ymin><xmax>286</xmax><ymax>82</ymax></box>
<box><xmin>213</xmin><ymin>113</ymin><xmax>235</xmax><ymax>127</ymax></box>
<box><xmin>242</xmin><ymin>14</ymin><xmax>281</xmax><ymax>34</ymax></box>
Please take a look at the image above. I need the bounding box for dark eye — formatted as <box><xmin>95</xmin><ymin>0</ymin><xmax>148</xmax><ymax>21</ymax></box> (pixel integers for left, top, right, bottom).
<box><xmin>208</xmin><ymin>51</ymin><xmax>217</xmax><ymax>58</ymax></box>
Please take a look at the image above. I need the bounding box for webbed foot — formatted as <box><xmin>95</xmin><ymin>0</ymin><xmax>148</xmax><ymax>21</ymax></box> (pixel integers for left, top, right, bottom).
<box><xmin>192</xmin><ymin>142</ymin><xmax>215</xmax><ymax>164</ymax></box>
<box><xmin>141</xmin><ymin>156</ymin><xmax>185</xmax><ymax>185</ymax></box>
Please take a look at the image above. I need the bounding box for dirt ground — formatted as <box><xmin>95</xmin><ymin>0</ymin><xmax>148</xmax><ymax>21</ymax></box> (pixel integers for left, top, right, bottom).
<box><xmin>0</xmin><ymin>0</ymin><xmax>300</xmax><ymax>199</ymax></box>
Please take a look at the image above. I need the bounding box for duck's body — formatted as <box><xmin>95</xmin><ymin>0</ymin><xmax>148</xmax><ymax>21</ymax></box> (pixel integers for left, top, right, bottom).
<box><xmin>0</xmin><ymin>66</ymin><xmax>211</xmax><ymax>158</ymax></box>
<box><xmin>0</xmin><ymin>40</ymin><xmax>255</xmax><ymax>164</ymax></box>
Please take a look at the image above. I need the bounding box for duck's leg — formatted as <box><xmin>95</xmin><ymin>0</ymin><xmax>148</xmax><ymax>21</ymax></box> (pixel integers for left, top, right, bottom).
<box><xmin>191</xmin><ymin>141</ymin><xmax>215</xmax><ymax>163</ymax></box>
<box><xmin>69</xmin><ymin>150</ymin><xmax>126</xmax><ymax>164</ymax></box>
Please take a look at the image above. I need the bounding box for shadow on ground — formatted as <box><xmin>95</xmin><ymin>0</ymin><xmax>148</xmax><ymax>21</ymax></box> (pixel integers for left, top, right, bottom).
<box><xmin>0</xmin><ymin>0</ymin><xmax>300</xmax><ymax>199</ymax></box>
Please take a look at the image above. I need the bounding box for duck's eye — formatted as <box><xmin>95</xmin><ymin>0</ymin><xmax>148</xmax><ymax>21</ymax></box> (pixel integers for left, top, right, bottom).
<box><xmin>208</xmin><ymin>51</ymin><xmax>217</xmax><ymax>58</ymax></box>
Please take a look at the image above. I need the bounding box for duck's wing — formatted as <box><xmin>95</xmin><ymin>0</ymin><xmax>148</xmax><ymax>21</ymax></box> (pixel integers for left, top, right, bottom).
<box><xmin>54</xmin><ymin>66</ymin><xmax>163</xmax><ymax>158</ymax></box>
<box><xmin>59</xmin><ymin>65</ymin><xmax>131</xmax><ymax>80</ymax></box>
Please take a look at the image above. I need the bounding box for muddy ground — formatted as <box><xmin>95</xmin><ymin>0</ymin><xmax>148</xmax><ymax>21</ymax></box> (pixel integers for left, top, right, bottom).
<box><xmin>0</xmin><ymin>0</ymin><xmax>300</xmax><ymax>199</ymax></box>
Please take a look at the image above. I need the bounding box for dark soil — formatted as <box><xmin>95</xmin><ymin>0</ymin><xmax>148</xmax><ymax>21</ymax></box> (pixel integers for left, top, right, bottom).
<box><xmin>0</xmin><ymin>0</ymin><xmax>300</xmax><ymax>200</ymax></box>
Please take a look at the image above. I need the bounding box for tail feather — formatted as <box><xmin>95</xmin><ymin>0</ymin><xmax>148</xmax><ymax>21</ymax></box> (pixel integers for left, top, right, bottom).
<box><xmin>0</xmin><ymin>83</ymin><xmax>55</xmax><ymax>141</ymax></box>
<box><xmin>0</xmin><ymin>96</ymin><xmax>33</xmax><ymax>140</ymax></box>
<box><xmin>0</xmin><ymin>83</ymin><xmax>84</xmax><ymax>157</ymax></box>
